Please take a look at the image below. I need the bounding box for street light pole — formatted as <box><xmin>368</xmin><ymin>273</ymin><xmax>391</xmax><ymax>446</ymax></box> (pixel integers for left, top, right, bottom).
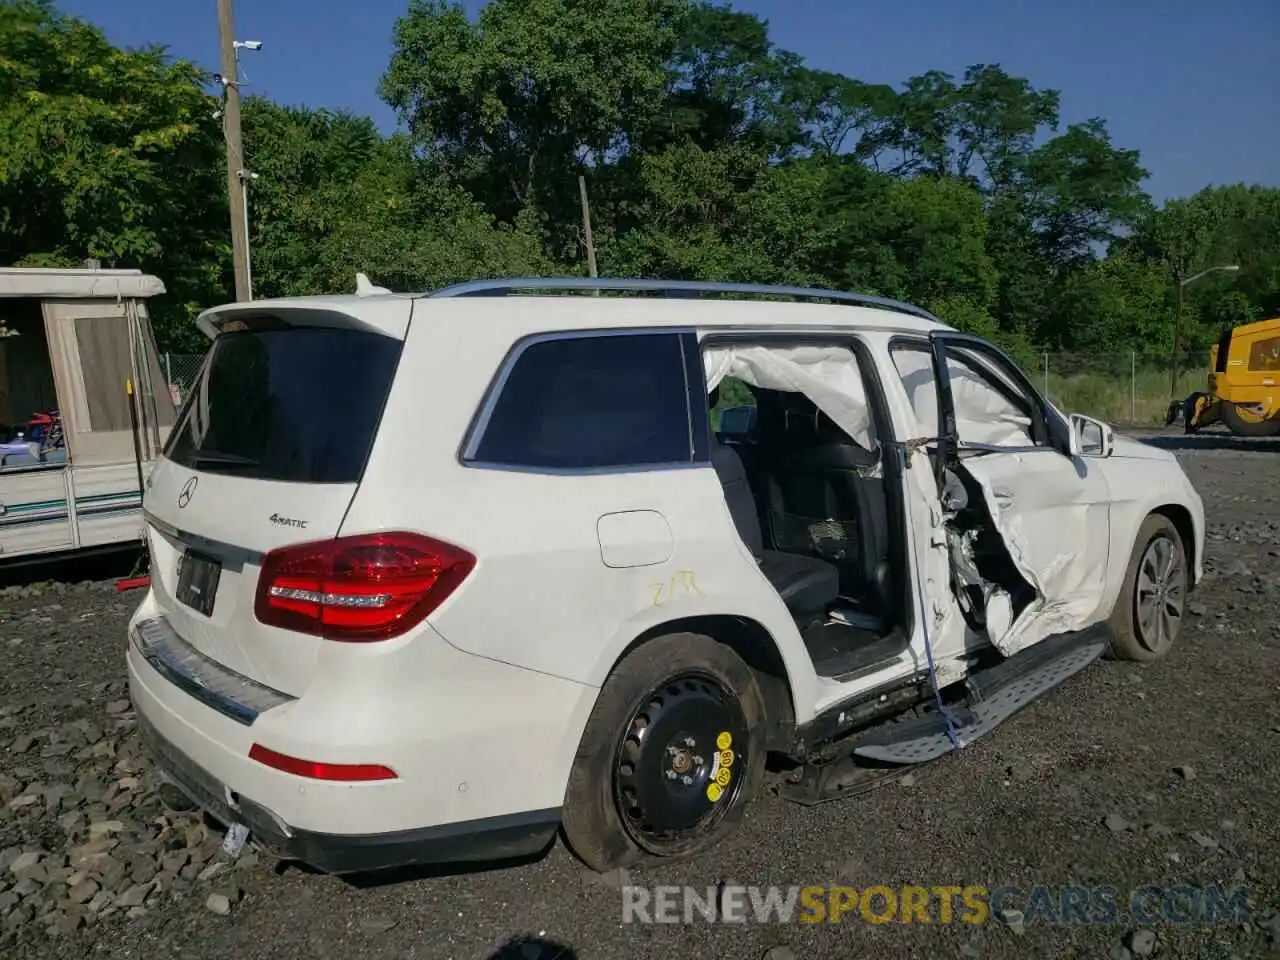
<box><xmin>1169</xmin><ymin>264</ymin><xmax>1240</xmax><ymax>399</ymax></box>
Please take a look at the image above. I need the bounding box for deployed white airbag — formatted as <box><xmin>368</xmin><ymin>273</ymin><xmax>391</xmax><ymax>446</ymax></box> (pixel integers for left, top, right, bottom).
<box><xmin>893</xmin><ymin>349</ymin><xmax>1033</xmax><ymax>447</ymax></box>
<box><xmin>703</xmin><ymin>344</ymin><xmax>875</xmax><ymax>450</ymax></box>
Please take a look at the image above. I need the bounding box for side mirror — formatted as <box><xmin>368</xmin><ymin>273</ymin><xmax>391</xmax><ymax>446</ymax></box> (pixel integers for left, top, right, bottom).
<box><xmin>1069</xmin><ymin>413</ymin><xmax>1114</xmax><ymax>458</ymax></box>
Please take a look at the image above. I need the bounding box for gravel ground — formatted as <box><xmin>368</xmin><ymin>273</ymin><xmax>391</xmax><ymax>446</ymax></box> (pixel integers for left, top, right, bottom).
<box><xmin>2</xmin><ymin>431</ymin><xmax>1278</xmax><ymax>960</ymax></box>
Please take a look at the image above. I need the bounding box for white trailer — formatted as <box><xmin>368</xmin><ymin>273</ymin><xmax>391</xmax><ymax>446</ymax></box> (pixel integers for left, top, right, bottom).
<box><xmin>0</xmin><ymin>267</ymin><xmax>177</xmax><ymax>565</ymax></box>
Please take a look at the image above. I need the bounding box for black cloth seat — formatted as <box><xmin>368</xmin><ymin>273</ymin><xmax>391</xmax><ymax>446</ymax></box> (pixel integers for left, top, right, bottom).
<box><xmin>710</xmin><ymin>435</ymin><xmax>839</xmax><ymax>624</ymax></box>
<box><xmin>760</xmin><ymin>399</ymin><xmax>891</xmax><ymax>611</ymax></box>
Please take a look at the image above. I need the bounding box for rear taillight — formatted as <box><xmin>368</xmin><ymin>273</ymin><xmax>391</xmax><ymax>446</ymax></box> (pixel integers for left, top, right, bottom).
<box><xmin>253</xmin><ymin>532</ymin><xmax>475</xmax><ymax>641</ymax></box>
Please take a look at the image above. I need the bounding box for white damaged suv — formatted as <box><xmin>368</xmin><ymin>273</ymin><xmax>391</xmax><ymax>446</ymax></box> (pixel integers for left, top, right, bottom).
<box><xmin>127</xmin><ymin>278</ymin><xmax>1204</xmax><ymax>874</ymax></box>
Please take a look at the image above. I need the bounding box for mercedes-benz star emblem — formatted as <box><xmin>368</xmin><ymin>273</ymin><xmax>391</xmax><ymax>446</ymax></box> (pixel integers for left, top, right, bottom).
<box><xmin>177</xmin><ymin>476</ymin><xmax>198</xmax><ymax>509</ymax></box>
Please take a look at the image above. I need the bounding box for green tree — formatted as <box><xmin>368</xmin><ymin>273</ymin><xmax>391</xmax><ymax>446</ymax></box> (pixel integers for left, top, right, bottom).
<box><xmin>0</xmin><ymin>0</ymin><xmax>225</xmax><ymax>343</ymax></box>
<box><xmin>241</xmin><ymin>98</ymin><xmax>551</xmax><ymax>298</ymax></box>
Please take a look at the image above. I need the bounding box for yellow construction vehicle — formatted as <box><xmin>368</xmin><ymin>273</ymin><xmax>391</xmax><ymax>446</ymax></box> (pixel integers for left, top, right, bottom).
<box><xmin>1167</xmin><ymin>316</ymin><xmax>1280</xmax><ymax>436</ymax></box>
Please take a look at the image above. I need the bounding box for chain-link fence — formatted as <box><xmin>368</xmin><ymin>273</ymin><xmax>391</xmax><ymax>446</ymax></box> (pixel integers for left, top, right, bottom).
<box><xmin>1038</xmin><ymin>351</ymin><xmax>1205</xmax><ymax>426</ymax></box>
<box><xmin>160</xmin><ymin>353</ymin><xmax>206</xmax><ymax>406</ymax></box>
<box><xmin>159</xmin><ymin>349</ymin><xmax>1207</xmax><ymax>427</ymax></box>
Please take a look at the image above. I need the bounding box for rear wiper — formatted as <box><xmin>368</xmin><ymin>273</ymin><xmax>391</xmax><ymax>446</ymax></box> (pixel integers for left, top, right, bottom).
<box><xmin>187</xmin><ymin>452</ymin><xmax>260</xmax><ymax>468</ymax></box>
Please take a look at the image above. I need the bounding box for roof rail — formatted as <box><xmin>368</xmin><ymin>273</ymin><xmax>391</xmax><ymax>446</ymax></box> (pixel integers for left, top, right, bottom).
<box><xmin>426</xmin><ymin>276</ymin><xmax>941</xmax><ymax>323</ymax></box>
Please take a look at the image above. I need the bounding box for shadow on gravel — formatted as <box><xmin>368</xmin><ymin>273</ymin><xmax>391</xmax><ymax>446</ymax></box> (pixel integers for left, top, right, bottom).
<box><xmin>277</xmin><ymin>843</ymin><xmax>556</xmax><ymax>890</ymax></box>
<box><xmin>0</xmin><ymin>543</ymin><xmax>143</xmax><ymax>587</ymax></box>
<box><xmin>487</xmin><ymin>937</ymin><xmax>578</xmax><ymax>959</ymax></box>
<box><xmin>1137</xmin><ymin>433</ymin><xmax>1280</xmax><ymax>453</ymax></box>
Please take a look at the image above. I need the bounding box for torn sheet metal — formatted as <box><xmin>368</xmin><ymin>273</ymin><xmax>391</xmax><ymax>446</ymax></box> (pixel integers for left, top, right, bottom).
<box><xmin>958</xmin><ymin>457</ymin><xmax>1109</xmax><ymax>656</ymax></box>
<box><xmin>704</xmin><ymin>344</ymin><xmax>876</xmax><ymax>451</ymax></box>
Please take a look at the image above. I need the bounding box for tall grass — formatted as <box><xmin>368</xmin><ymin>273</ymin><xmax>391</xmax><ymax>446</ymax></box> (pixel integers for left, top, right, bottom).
<box><xmin>1040</xmin><ymin>355</ymin><xmax>1206</xmax><ymax>426</ymax></box>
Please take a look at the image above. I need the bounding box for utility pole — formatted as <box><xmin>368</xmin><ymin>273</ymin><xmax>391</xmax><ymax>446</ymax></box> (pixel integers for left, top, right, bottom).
<box><xmin>1169</xmin><ymin>263</ymin><xmax>1240</xmax><ymax>398</ymax></box>
<box><xmin>1169</xmin><ymin>271</ymin><xmax>1184</xmax><ymax>400</ymax></box>
<box><xmin>578</xmin><ymin>174</ymin><xmax>599</xmax><ymax>279</ymax></box>
<box><xmin>217</xmin><ymin>0</ymin><xmax>250</xmax><ymax>301</ymax></box>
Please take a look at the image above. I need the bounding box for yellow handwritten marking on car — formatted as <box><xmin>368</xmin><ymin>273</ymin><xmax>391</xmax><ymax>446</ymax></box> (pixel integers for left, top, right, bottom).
<box><xmin>648</xmin><ymin>570</ymin><xmax>706</xmax><ymax>607</ymax></box>
<box><xmin>706</xmin><ymin>783</ymin><xmax>723</xmax><ymax>802</ymax></box>
<box><xmin>716</xmin><ymin>732</ymin><xmax>732</xmax><ymax>751</ymax></box>
<box><xmin>719</xmin><ymin>749</ymin><xmax>734</xmax><ymax>767</ymax></box>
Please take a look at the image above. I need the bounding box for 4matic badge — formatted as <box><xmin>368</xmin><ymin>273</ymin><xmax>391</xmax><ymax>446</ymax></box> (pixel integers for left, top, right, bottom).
<box><xmin>269</xmin><ymin>513</ymin><xmax>308</xmax><ymax>529</ymax></box>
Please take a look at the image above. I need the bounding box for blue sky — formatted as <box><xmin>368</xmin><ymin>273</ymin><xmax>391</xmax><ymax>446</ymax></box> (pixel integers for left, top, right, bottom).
<box><xmin>59</xmin><ymin>0</ymin><xmax>1278</xmax><ymax>202</ymax></box>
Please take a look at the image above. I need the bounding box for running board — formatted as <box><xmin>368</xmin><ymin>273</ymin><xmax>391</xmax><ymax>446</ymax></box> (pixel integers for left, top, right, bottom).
<box><xmin>853</xmin><ymin>631</ymin><xmax>1105</xmax><ymax>764</ymax></box>
<box><xmin>778</xmin><ymin>630</ymin><xmax>1107</xmax><ymax>804</ymax></box>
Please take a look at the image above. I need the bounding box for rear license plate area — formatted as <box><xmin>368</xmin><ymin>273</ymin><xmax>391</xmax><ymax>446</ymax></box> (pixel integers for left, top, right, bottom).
<box><xmin>176</xmin><ymin>550</ymin><xmax>222</xmax><ymax>617</ymax></box>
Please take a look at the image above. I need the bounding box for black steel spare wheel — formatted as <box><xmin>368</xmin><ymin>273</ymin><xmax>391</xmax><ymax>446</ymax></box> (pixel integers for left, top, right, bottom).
<box><xmin>613</xmin><ymin>673</ymin><xmax>748</xmax><ymax>854</ymax></box>
<box><xmin>560</xmin><ymin>631</ymin><xmax>767</xmax><ymax>872</ymax></box>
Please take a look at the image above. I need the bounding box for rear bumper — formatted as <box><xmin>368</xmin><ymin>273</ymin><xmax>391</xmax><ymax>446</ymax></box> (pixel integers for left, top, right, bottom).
<box><xmin>138</xmin><ymin>712</ymin><xmax>559</xmax><ymax>874</ymax></box>
<box><xmin>125</xmin><ymin>601</ymin><xmax>595</xmax><ymax>874</ymax></box>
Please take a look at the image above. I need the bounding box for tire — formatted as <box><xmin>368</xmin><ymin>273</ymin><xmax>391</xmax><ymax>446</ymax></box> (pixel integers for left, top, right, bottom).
<box><xmin>561</xmin><ymin>632</ymin><xmax>768</xmax><ymax>873</ymax></box>
<box><xmin>1106</xmin><ymin>514</ymin><xmax>1188</xmax><ymax>662</ymax></box>
<box><xmin>1221</xmin><ymin>401</ymin><xmax>1280</xmax><ymax>437</ymax></box>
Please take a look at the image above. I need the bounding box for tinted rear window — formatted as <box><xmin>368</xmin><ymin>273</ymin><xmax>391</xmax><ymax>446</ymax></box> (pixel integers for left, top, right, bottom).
<box><xmin>468</xmin><ymin>332</ymin><xmax>695</xmax><ymax>470</ymax></box>
<box><xmin>166</xmin><ymin>326</ymin><xmax>401</xmax><ymax>483</ymax></box>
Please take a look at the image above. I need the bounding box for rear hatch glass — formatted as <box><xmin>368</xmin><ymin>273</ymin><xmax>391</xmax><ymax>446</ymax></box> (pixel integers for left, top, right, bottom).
<box><xmin>144</xmin><ymin>322</ymin><xmax>404</xmax><ymax>696</ymax></box>
<box><xmin>166</xmin><ymin>324</ymin><xmax>401</xmax><ymax>483</ymax></box>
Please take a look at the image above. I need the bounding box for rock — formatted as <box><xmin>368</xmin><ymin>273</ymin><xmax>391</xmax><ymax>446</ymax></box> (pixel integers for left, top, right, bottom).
<box><xmin>899</xmin><ymin>774</ymin><xmax>916</xmax><ymax>787</ymax></box>
<box><xmin>160</xmin><ymin>851</ymin><xmax>188</xmax><ymax>874</ymax></box>
<box><xmin>958</xmin><ymin>944</ymin><xmax>981</xmax><ymax>960</ymax></box>
<box><xmin>1128</xmin><ymin>929</ymin><xmax>1157</xmax><ymax>956</ymax></box>
<box><xmin>91</xmin><ymin>855</ymin><xmax>128</xmax><ymax>887</ymax></box>
<box><xmin>68</xmin><ymin>879</ymin><xmax>99</xmax><ymax>904</ymax></box>
<box><xmin>359</xmin><ymin>917</ymin><xmax>399</xmax><ymax>935</ymax></box>
<box><xmin>1189</xmin><ymin>831</ymin><xmax>1219</xmax><ymax>849</ymax></box>
<box><xmin>1108</xmin><ymin>944</ymin><xmax>1133</xmax><ymax>960</ymax></box>
<box><xmin>43</xmin><ymin>784</ymin><xmax>71</xmax><ymax>811</ymax></box>
<box><xmin>48</xmin><ymin>911</ymin><xmax>84</xmax><ymax>936</ymax></box>
<box><xmin>88</xmin><ymin>819</ymin><xmax>124</xmax><ymax>838</ymax></box>
<box><xmin>105</xmin><ymin>700</ymin><xmax>131</xmax><ymax>716</ymax></box>
<box><xmin>86</xmin><ymin>890</ymin><xmax>113</xmax><ymax>914</ymax></box>
<box><xmin>1104</xmin><ymin>812</ymin><xmax>1132</xmax><ymax>832</ymax></box>
<box><xmin>197</xmin><ymin>860</ymin><xmax>226</xmax><ymax>883</ymax></box>
<box><xmin>114</xmin><ymin>882</ymin><xmax>152</xmax><ymax>909</ymax></box>
<box><xmin>762</xmin><ymin>948</ymin><xmax>797</xmax><ymax>960</ymax></box>
<box><xmin>9</xmin><ymin>735</ymin><xmax>36</xmax><ymax>755</ymax></box>
<box><xmin>8</xmin><ymin>851</ymin><xmax>41</xmax><ymax>876</ymax></box>
<box><xmin>69</xmin><ymin>838</ymin><xmax>117</xmax><ymax>870</ymax></box>
<box><xmin>1188</xmin><ymin>601</ymin><xmax>1207</xmax><ymax>616</ymax></box>
<box><xmin>205</xmin><ymin>892</ymin><xmax>231</xmax><ymax>916</ymax></box>
<box><xmin>1173</xmin><ymin>764</ymin><xmax>1196</xmax><ymax>781</ymax></box>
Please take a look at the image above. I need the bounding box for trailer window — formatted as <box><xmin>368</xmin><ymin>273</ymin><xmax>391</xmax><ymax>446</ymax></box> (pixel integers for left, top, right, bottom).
<box><xmin>165</xmin><ymin>325</ymin><xmax>402</xmax><ymax>484</ymax></box>
<box><xmin>75</xmin><ymin>316</ymin><xmax>136</xmax><ymax>432</ymax></box>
